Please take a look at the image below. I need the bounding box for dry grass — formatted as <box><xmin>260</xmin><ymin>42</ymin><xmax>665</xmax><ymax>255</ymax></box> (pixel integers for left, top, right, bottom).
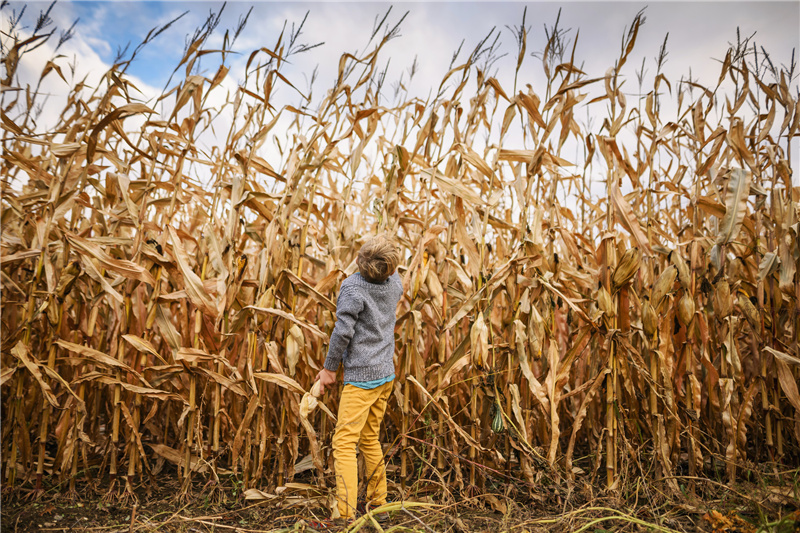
<box><xmin>1</xmin><ymin>5</ymin><xmax>799</xmax><ymax>520</ymax></box>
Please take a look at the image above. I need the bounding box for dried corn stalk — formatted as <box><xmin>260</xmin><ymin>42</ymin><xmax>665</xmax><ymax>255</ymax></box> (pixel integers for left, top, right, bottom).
<box><xmin>1</xmin><ymin>7</ymin><xmax>798</xmax><ymax>500</ymax></box>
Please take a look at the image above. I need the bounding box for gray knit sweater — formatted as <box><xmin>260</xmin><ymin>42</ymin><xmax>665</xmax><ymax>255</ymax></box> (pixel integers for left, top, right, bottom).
<box><xmin>323</xmin><ymin>271</ymin><xmax>403</xmax><ymax>382</ymax></box>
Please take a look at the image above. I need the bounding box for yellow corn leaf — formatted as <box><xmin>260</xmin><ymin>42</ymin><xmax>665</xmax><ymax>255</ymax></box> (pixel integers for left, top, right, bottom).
<box><xmin>455</xmin><ymin>143</ymin><xmax>493</xmax><ymax>179</ymax></box>
<box><xmin>245</xmin><ymin>306</ymin><xmax>327</xmax><ymax>340</ymax></box>
<box><xmin>155</xmin><ymin>304</ymin><xmax>183</xmax><ymax>353</ymax></box>
<box><xmin>167</xmin><ymin>226</ymin><xmax>220</xmax><ymax>317</ymax></box>
<box><xmin>68</xmin><ymin>233</ymin><xmax>154</xmax><ymax>286</ymax></box>
<box><xmin>515</xmin><ymin>321</ymin><xmax>550</xmax><ymax>415</ymax></box>
<box><xmin>176</xmin><ymin>347</ymin><xmax>237</xmax><ymax>374</ymax></box>
<box><xmin>0</xmin><ymin>366</ymin><xmax>16</xmax><ymax>386</ymax></box>
<box><xmin>716</xmin><ymin>168</ymin><xmax>751</xmax><ymax>245</ymax></box>
<box><xmin>610</xmin><ymin>185</ymin><xmax>652</xmax><ymax>254</ymax></box>
<box><xmin>75</xmin><ymin>372</ymin><xmax>181</xmax><ymax>401</ymax></box>
<box><xmin>150</xmin><ymin>443</ymin><xmax>210</xmax><ymax>473</ymax></box>
<box><xmin>56</xmin><ymin>340</ymin><xmax>136</xmax><ymax>373</ymax></box>
<box><xmin>252</xmin><ymin>372</ymin><xmax>305</xmax><ymax>395</ymax></box>
<box><xmin>10</xmin><ymin>341</ymin><xmax>58</xmax><ymax>408</ymax></box>
<box><xmin>123</xmin><ymin>334</ymin><xmax>168</xmax><ymax>365</ymax></box>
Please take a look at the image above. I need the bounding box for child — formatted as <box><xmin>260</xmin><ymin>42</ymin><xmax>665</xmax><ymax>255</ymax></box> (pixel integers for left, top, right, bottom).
<box><xmin>315</xmin><ymin>234</ymin><xmax>403</xmax><ymax>522</ymax></box>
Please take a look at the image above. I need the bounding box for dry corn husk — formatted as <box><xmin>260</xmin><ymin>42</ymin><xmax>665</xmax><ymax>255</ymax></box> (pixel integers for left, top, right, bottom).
<box><xmin>286</xmin><ymin>325</ymin><xmax>304</xmax><ymax>377</ymax></box>
<box><xmin>299</xmin><ymin>380</ymin><xmax>323</xmax><ymax>418</ymax></box>
<box><xmin>598</xmin><ymin>286</ymin><xmax>615</xmax><ymax>318</ymax></box>
<box><xmin>713</xmin><ymin>280</ymin><xmax>732</xmax><ymax>318</ymax></box>
<box><xmin>471</xmin><ymin>312</ymin><xmax>489</xmax><ymax>369</ymax></box>
<box><xmin>737</xmin><ymin>291</ymin><xmax>761</xmax><ymax>332</ymax></box>
<box><xmin>528</xmin><ymin>305</ymin><xmax>545</xmax><ymax>358</ymax></box>
<box><xmin>677</xmin><ymin>293</ymin><xmax>695</xmax><ymax>326</ymax></box>
<box><xmin>54</xmin><ymin>261</ymin><xmax>81</xmax><ymax>300</ymax></box>
<box><xmin>426</xmin><ymin>268</ymin><xmax>444</xmax><ymax>301</ymax></box>
<box><xmin>612</xmin><ymin>248</ymin><xmax>641</xmax><ymax>290</ymax></box>
<box><xmin>651</xmin><ymin>266</ymin><xmax>678</xmax><ymax>308</ymax></box>
<box><xmin>671</xmin><ymin>251</ymin><xmax>691</xmax><ymax>290</ymax></box>
<box><xmin>642</xmin><ymin>299</ymin><xmax>658</xmax><ymax>339</ymax></box>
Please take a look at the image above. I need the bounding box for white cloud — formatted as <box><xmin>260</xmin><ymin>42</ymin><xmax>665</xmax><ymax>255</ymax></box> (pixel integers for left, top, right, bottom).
<box><xmin>4</xmin><ymin>3</ymin><xmax>161</xmax><ymax>133</ymax></box>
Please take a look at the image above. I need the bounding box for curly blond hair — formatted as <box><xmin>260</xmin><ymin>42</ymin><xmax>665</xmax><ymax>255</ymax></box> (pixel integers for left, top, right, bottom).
<box><xmin>357</xmin><ymin>235</ymin><xmax>400</xmax><ymax>283</ymax></box>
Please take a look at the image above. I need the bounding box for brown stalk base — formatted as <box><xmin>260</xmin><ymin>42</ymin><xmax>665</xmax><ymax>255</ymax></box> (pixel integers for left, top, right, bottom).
<box><xmin>178</xmin><ymin>474</ymin><xmax>195</xmax><ymax>504</ymax></box>
<box><xmin>118</xmin><ymin>475</ymin><xmax>139</xmax><ymax>506</ymax></box>
<box><xmin>201</xmin><ymin>479</ymin><xmax>229</xmax><ymax>504</ymax></box>
<box><xmin>0</xmin><ymin>482</ymin><xmax>15</xmax><ymax>498</ymax></box>
<box><xmin>462</xmin><ymin>484</ymin><xmax>481</xmax><ymax>499</ymax></box>
<box><xmin>26</xmin><ymin>474</ymin><xmax>45</xmax><ymax>501</ymax></box>
<box><xmin>101</xmin><ymin>476</ymin><xmax>119</xmax><ymax>505</ymax></box>
<box><xmin>65</xmin><ymin>485</ymin><xmax>81</xmax><ymax>501</ymax></box>
<box><xmin>21</xmin><ymin>489</ymin><xmax>44</xmax><ymax>503</ymax></box>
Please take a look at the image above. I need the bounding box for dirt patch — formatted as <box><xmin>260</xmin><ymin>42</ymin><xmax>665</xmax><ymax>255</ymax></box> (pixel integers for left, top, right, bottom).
<box><xmin>1</xmin><ymin>475</ymin><xmax>798</xmax><ymax>532</ymax></box>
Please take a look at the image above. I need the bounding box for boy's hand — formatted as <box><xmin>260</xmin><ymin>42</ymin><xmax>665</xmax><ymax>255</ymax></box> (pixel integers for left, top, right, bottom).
<box><xmin>315</xmin><ymin>368</ymin><xmax>337</xmax><ymax>394</ymax></box>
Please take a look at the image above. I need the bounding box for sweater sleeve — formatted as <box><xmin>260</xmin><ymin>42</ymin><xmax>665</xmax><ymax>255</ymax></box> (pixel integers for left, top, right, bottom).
<box><xmin>323</xmin><ymin>285</ymin><xmax>363</xmax><ymax>372</ymax></box>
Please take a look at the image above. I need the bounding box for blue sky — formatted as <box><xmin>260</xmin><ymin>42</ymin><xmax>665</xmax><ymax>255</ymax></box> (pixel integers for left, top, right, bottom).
<box><xmin>67</xmin><ymin>1</ymin><xmax>183</xmax><ymax>83</ymax></box>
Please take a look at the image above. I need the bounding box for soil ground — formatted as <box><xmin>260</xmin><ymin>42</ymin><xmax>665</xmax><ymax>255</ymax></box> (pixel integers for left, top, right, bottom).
<box><xmin>1</xmin><ymin>472</ymin><xmax>799</xmax><ymax>532</ymax></box>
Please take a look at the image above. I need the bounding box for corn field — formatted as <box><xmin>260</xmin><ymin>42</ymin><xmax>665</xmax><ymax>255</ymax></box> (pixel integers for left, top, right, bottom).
<box><xmin>2</xmin><ymin>6</ymin><xmax>799</xmax><ymax>508</ymax></box>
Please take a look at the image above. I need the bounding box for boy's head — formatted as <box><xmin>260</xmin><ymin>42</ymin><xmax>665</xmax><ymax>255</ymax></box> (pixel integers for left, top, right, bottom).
<box><xmin>357</xmin><ymin>234</ymin><xmax>400</xmax><ymax>283</ymax></box>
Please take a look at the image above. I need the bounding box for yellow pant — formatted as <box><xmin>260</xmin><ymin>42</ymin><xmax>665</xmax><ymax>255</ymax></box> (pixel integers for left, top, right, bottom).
<box><xmin>332</xmin><ymin>380</ymin><xmax>393</xmax><ymax>519</ymax></box>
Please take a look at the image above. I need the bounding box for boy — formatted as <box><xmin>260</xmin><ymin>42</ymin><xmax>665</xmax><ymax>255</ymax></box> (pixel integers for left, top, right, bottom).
<box><xmin>315</xmin><ymin>234</ymin><xmax>403</xmax><ymax>522</ymax></box>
